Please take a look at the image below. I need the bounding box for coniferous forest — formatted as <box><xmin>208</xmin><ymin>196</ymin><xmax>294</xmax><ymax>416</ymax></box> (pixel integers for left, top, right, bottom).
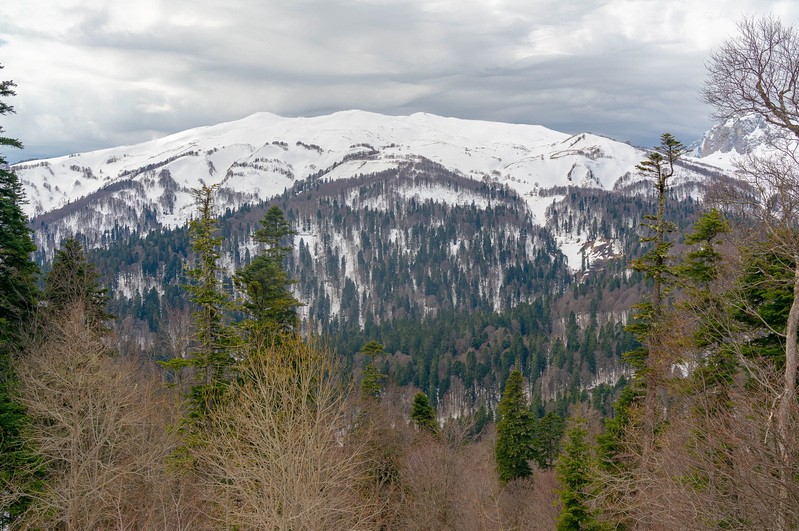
<box><xmin>3</xmin><ymin>15</ymin><xmax>799</xmax><ymax>530</ymax></box>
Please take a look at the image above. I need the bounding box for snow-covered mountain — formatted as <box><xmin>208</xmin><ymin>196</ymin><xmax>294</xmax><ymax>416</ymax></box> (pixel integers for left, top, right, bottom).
<box><xmin>695</xmin><ymin>113</ymin><xmax>799</xmax><ymax>172</ymax></box>
<box><xmin>14</xmin><ymin>110</ymin><xmax>721</xmax><ymax>269</ymax></box>
<box><xmin>14</xmin><ymin>110</ymin><xmax>638</xmax><ymax>220</ymax></box>
<box><xmin>13</xmin><ymin>110</ymin><xmax>737</xmax><ymax>401</ymax></box>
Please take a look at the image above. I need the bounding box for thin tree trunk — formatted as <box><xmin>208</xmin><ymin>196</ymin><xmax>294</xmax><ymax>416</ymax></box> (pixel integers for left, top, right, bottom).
<box><xmin>777</xmin><ymin>261</ymin><xmax>799</xmax><ymax>531</ymax></box>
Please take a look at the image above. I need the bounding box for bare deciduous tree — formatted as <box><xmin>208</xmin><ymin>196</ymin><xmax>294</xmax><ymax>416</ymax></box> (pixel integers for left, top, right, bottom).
<box><xmin>703</xmin><ymin>16</ymin><xmax>799</xmax><ymax>138</ymax></box>
<box><xmin>7</xmin><ymin>305</ymin><xmax>191</xmax><ymax>530</ymax></box>
<box><xmin>195</xmin><ymin>337</ymin><xmax>376</xmax><ymax>529</ymax></box>
<box><xmin>703</xmin><ymin>16</ymin><xmax>799</xmax><ymax>530</ymax></box>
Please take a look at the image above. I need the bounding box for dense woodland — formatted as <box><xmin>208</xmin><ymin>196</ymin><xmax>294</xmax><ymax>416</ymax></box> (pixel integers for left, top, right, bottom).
<box><xmin>3</xmin><ymin>15</ymin><xmax>799</xmax><ymax>530</ymax></box>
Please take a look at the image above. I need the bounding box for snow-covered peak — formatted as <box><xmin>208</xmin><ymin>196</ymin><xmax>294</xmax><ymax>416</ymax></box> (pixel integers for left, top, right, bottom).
<box><xmin>695</xmin><ymin>113</ymin><xmax>799</xmax><ymax>172</ymax></box>
<box><xmin>14</xmin><ymin>110</ymin><xmax>718</xmax><ymax>234</ymax></box>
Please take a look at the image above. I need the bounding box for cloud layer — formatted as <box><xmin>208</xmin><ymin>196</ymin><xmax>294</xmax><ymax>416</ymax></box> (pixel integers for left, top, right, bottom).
<box><xmin>2</xmin><ymin>0</ymin><xmax>798</xmax><ymax>162</ymax></box>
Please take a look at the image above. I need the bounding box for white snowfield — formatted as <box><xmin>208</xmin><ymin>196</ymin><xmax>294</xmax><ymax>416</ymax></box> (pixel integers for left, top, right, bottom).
<box><xmin>13</xmin><ymin>110</ymin><xmax>718</xmax><ymax>223</ymax></box>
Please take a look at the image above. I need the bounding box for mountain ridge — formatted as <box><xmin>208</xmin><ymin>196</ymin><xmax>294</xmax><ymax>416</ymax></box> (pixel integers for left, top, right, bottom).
<box><xmin>13</xmin><ymin>110</ymin><xmax>712</xmax><ymax>220</ymax></box>
<box><xmin>13</xmin><ymin>110</ymin><xmax>721</xmax><ymax>271</ymax></box>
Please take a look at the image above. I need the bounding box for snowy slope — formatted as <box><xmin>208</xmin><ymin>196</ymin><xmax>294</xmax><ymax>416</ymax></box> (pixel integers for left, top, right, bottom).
<box><xmin>14</xmin><ymin>110</ymin><xmax>716</xmax><ymax>227</ymax></box>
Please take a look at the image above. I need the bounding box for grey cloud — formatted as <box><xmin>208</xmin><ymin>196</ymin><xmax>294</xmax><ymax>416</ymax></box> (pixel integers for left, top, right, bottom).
<box><xmin>3</xmin><ymin>0</ymin><xmax>798</xmax><ymax>162</ymax></box>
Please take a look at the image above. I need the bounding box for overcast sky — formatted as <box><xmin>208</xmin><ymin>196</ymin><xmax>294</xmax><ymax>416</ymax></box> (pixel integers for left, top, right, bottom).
<box><xmin>2</xmin><ymin>1</ymin><xmax>798</xmax><ymax>163</ymax></box>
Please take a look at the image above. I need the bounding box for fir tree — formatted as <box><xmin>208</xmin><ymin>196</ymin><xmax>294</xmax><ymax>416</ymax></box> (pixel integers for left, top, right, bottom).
<box><xmin>42</xmin><ymin>237</ymin><xmax>111</xmax><ymax>332</ymax></box>
<box><xmin>0</xmin><ymin>65</ymin><xmax>40</xmax><ymax>526</ymax></box>
<box><xmin>556</xmin><ymin>417</ymin><xmax>603</xmax><ymax>531</ymax></box>
<box><xmin>162</xmin><ymin>184</ymin><xmax>236</xmax><ymax>455</ymax></box>
<box><xmin>495</xmin><ymin>370</ymin><xmax>535</xmax><ymax>483</ymax></box>
<box><xmin>235</xmin><ymin>205</ymin><xmax>302</xmax><ymax>343</ymax></box>
<box><xmin>410</xmin><ymin>391</ymin><xmax>437</xmax><ymax>433</ymax></box>
<box><xmin>624</xmin><ymin>133</ymin><xmax>686</xmax><ymax>374</ymax></box>
<box><xmin>676</xmin><ymin>209</ymin><xmax>730</xmax><ymax>287</ymax></box>
<box><xmin>676</xmin><ymin>210</ymin><xmax>735</xmax><ymax>396</ymax></box>
<box><xmin>0</xmin><ymin>69</ymin><xmax>37</xmax><ymax>348</ymax></box>
<box><xmin>596</xmin><ymin>135</ymin><xmax>686</xmax><ymax>517</ymax></box>
<box><xmin>360</xmin><ymin>340</ymin><xmax>386</xmax><ymax>400</ymax></box>
<box><xmin>533</xmin><ymin>411</ymin><xmax>565</xmax><ymax>469</ymax></box>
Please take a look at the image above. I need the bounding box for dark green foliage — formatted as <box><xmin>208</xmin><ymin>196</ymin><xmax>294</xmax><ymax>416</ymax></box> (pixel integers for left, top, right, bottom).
<box><xmin>161</xmin><ymin>185</ymin><xmax>237</xmax><ymax>452</ymax></box>
<box><xmin>677</xmin><ymin>210</ymin><xmax>736</xmax><ymax>401</ymax></box>
<box><xmin>0</xmin><ymin>72</ymin><xmax>37</xmax><ymax>349</ymax></box>
<box><xmin>184</xmin><ymin>184</ymin><xmax>237</xmax><ymax>370</ymax></box>
<box><xmin>734</xmin><ymin>250</ymin><xmax>796</xmax><ymax>366</ymax></box>
<box><xmin>676</xmin><ymin>209</ymin><xmax>730</xmax><ymax>287</ymax></box>
<box><xmin>556</xmin><ymin>417</ymin><xmax>603</xmax><ymax>531</ymax></box>
<box><xmin>235</xmin><ymin>205</ymin><xmax>302</xmax><ymax>340</ymax></box>
<box><xmin>360</xmin><ymin>340</ymin><xmax>386</xmax><ymax>400</ymax></box>
<box><xmin>42</xmin><ymin>237</ymin><xmax>111</xmax><ymax>331</ymax></box>
<box><xmin>0</xmin><ymin>65</ymin><xmax>40</xmax><ymax>527</ymax></box>
<box><xmin>471</xmin><ymin>401</ymin><xmax>493</xmax><ymax>437</ymax></box>
<box><xmin>596</xmin><ymin>383</ymin><xmax>641</xmax><ymax>472</ymax></box>
<box><xmin>533</xmin><ymin>411</ymin><xmax>565</xmax><ymax>469</ymax></box>
<box><xmin>410</xmin><ymin>391</ymin><xmax>437</xmax><ymax>433</ymax></box>
<box><xmin>495</xmin><ymin>370</ymin><xmax>535</xmax><ymax>482</ymax></box>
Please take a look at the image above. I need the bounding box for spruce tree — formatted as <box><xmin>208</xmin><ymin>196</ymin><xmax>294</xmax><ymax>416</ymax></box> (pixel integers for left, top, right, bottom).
<box><xmin>162</xmin><ymin>184</ymin><xmax>236</xmax><ymax>453</ymax></box>
<box><xmin>0</xmin><ymin>65</ymin><xmax>40</xmax><ymax>526</ymax></box>
<box><xmin>556</xmin><ymin>417</ymin><xmax>602</xmax><ymax>531</ymax></box>
<box><xmin>495</xmin><ymin>370</ymin><xmax>535</xmax><ymax>483</ymax></box>
<box><xmin>235</xmin><ymin>205</ymin><xmax>302</xmax><ymax>343</ymax></box>
<box><xmin>410</xmin><ymin>391</ymin><xmax>437</xmax><ymax>433</ymax></box>
<box><xmin>42</xmin><ymin>237</ymin><xmax>111</xmax><ymax>332</ymax></box>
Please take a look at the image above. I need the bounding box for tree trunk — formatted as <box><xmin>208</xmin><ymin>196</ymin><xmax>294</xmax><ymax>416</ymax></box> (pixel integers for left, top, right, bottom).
<box><xmin>777</xmin><ymin>260</ymin><xmax>799</xmax><ymax>531</ymax></box>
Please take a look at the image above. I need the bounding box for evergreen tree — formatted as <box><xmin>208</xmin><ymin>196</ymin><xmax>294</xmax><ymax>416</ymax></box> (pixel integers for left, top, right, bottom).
<box><xmin>42</xmin><ymin>237</ymin><xmax>111</xmax><ymax>332</ymax></box>
<box><xmin>533</xmin><ymin>411</ymin><xmax>565</xmax><ymax>469</ymax></box>
<box><xmin>360</xmin><ymin>340</ymin><xmax>386</xmax><ymax>400</ymax></box>
<box><xmin>0</xmin><ymin>65</ymin><xmax>40</xmax><ymax>526</ymax></box>
<box><xmin>0</xmin><ymin>69</ymin><xmax>37</xmax><ymax>346</ymax></box>
<box><xmin>556</xmin><ymin>417</ymin><xmax>602</xmax><ymax>530</ymax></box>
<box><xmin>676</xmin><ymin>209</ymin><xmax>730</xmax><ymax>287</ymax></box>
<box><xmin>235</xmin><ymin>205</ymin><xmax>302</xmax><ymax>342</ymax></box>
<box><xmin>596</xmin><ymin>135</ymin><xmax>686</xmax><ymax>522</ymax></box>
<box><xmin>624</xmin><ymin>133</ymin><xmax>686</xmax><ymax>374</ymax></box>
<box><xmin>495</xmin><ymin>370</ymin><xmax>535</xmax><ymax>482</ymax></box>
<box><xmin>410</xmin><ymin>391</ymin><xmax>437</xmax><ymax>433</ymax></box>
<box><xmin>676</xmin><ymin>210</ymin><xmax>735</xmax><ymax>396</ymax></box>
<box><xmin>162</xmin><ymin>184</ymin><xmax>236</xmax><ymax>455</ymax></box>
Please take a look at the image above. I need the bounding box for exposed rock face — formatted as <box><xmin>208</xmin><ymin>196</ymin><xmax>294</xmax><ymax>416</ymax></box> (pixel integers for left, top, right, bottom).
<box><xmin>699</xmin><ymin>114</ymin><xmax>769</xmax><ymax>157</ymax></box>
